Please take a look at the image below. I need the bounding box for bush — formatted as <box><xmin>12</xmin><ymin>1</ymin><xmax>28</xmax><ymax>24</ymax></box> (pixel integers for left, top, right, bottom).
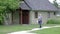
<box><xmin>0</xmin><ymin>16</ymin><xmax>4</xmax><ymax>25</ymax></box>
<box><xmin>47</xmin><ymin>19</ymin><xmax>60</xmax><ymax>24</ymax></box>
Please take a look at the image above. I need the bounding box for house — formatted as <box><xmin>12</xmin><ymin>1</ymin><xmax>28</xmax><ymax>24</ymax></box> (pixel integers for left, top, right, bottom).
<box><xmin>8</xmin><ymin>0</ymin><xmax>58</xmax><ymax>25</ymax></box>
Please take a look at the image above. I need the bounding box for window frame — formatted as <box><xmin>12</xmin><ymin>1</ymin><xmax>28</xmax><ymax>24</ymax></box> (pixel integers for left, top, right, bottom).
<box><xmin>35</xmin><ymin>12</ymin><xmax>38</xmax><ymax>18</ymax></box>
<box><xmin>48</xmin><ymin>12</ymin><xmax>50</xmax><ymax>18</ymax></box>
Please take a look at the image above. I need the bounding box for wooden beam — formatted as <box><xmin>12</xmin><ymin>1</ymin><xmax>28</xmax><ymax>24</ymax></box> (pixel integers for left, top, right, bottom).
<box><xmin>21</xmin><ymin>10</ymin><xmax>22</xmax><ymax>24</ymax></box>
<box><xmin>12</xmin><ymin>11</ymin><xmax>13</xmax><ymax>24</ymax></box>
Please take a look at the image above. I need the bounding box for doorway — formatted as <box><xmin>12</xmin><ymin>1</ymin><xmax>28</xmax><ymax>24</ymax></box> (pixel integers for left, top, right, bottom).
<box><xmin>20</xmin><ymin>10</ymin><xmax>29</xmax><ymax>24</ymax></box>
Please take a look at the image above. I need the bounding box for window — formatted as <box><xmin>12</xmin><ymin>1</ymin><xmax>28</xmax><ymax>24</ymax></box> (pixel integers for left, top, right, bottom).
<box><xmin>35</xmin><ymin>12</ymin><xmax>38</xmax><ymax>18</ymax></box>
<box><xmin>48</xmin><ymin>12</ymin><xmax>50</xmax><ymax>18</ymax></box>
<box><xmin>54</xmin><ymin>12</ymin><xmax>56</xmax><ymax>15</ymax></box>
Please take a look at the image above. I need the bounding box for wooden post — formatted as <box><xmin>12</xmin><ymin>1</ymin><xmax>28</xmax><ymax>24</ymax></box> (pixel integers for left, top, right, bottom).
<box><xmin>11</xmin><ymin>11</ymin><xmax>13</xmax><ymax>24</ymax></box>
<box><xmin>21</xmin><ymin>10</ymin><xmax>22</xmax><ymax>24</ymax></box>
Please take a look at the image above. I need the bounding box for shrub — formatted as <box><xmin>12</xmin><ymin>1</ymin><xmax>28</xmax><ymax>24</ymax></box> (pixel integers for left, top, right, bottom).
<box><xmin>0</xmin><ymin>15</ymin><xmax>4</xmax><ymax>25</ymax></box>
<box><xmin>47</xmin><ymin>19</ymin><xmax>60</xmax><ymax>24</ymax></box>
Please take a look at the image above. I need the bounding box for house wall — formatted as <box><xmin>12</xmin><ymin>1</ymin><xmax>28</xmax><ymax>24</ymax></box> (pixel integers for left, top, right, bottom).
<box><xmin>29</xmin><ymin>11</ymin><xmax>56</xmax><ymax>24</ymax></box>
<box><xmin>50</xmin><ymin>12</ymin><xmax>56</xmax><ymax>18</ymax></box>
<box><xmin>12</xmin><ymin>10</ymin><xmax>56</xmax><ymax>25</ymax></box>
<box><xmin>29</xmin><ymin>11</ymin><xmax>35</xmax><ymax>24</ymax></box>
<box><xmin>38</xmin><ymin>11</ymin><xmax>48</xmax><ymax>24</ymax></box>
<box><xmin>13</xmin><ymin>11</ymin><xmax>19</xmax><ymax>24</ymax></box>
<box><xmin>4</xmin><ymin>13</ymin><xmax>12</xmax><ymax>25</ymax></box>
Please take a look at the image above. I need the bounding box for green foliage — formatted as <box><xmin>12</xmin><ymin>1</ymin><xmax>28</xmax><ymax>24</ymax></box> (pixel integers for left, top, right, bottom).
<box><xmin>0</xmin><ymin>0</ymin><xmax>20</xmax><ymax>10</ymax></box>
<box><xmin>47</xmin><ymin>19</ymin><xmax>60</xmax><ymax>24</ymax></box>
<box><xmin>0</xmin><ymin>15</ymin><xmax>4</xmax><ymax>25</ymax></box>
<box><xmin>6</xmin><ymin>0</ymin><xmax>20</xmax><ymax>10</ymax></box>
<box><xmin>53</xmin><ymin>0</ymin><xmax>58</xmax><ymax>8</ymax></box>
<box><xmin>0</xmin><ymin>0</ymin><xmax>20</xmax><ymax>13</ymax></box>
<box><xmin>0</xmin><ymin>0</ymin><xmax>20</xmax><ymax>25</ymax></box>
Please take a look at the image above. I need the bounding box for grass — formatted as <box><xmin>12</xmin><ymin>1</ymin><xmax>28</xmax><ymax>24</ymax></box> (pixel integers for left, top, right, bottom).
<box><xmin>0</xmin><ymin>24</ymin><xmax>60</xmax><ymax>34</ymax></box>
<box><xmin>32</xmin><ymin>27</ymin><xmax>60</xmax><ymax>34</ymax></box>
<box><xmin>0</xmin><ymin>24</ymin><xmax>39</xmax><ymax>34</ymax></box>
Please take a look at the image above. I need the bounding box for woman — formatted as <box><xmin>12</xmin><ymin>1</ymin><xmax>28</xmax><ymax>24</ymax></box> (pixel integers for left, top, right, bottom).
<box><xmin>38</xmin><ymin>14</ymin><xmax>42</xmax><ymax>28</ymax></box>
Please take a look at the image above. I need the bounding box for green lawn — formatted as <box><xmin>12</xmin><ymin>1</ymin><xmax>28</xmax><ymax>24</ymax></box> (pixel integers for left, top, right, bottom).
<box><xmin>0</xmin><ymin>24</ymin><xmax>39</xmax><ymax>34</ymax></box>
<box><xmin>0</xmin><ymin>24</ymin><xmax>60</xmax><ymax>34</ymax></box>
<box><xmin>32</xmin><ymin>27</ymin><xmax>60</xmax><ymax>34</ymax></box>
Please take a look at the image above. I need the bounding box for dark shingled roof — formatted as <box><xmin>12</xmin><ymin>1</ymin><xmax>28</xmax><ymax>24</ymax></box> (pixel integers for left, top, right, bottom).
<box><xmin>20</xmin><ymin>0</ymin><xmax>58</xmax><ymax>11</ymax></box>
<box><xmin>20</xmin><ymin>2</ymin><xmax>30</xmax><ymax>10</ymax></box>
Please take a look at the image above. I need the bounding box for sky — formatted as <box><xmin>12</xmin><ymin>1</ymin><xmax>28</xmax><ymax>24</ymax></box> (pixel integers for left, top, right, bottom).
<box><xmin>49</xmin><ymin>0</ymin><xmax>60</xmax><ymax>5</ymax></box>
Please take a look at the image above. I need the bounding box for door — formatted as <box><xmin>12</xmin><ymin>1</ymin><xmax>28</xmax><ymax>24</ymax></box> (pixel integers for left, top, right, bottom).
<box><xmin>22</xmin><ymin>10</ymin><xmax>29</xmax><ymax>24</ymax></box>
<box><xmin>20</xmin><ymin>10</ymin><xmax>29</xmax><ymax>24</ymax></box>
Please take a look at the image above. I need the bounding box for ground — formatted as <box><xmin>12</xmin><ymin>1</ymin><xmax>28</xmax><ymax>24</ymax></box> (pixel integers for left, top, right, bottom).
<box><xmin>0</xmin><ymin>24</ymin><xmax>60</xmax><ymax>34</ymax></box>
<box><xmin>32</xmin><ymin>27</ymin><xmax>60</xmax><ymax>34</ymax></box>
<box><xmin>0</xmin><ymin>24</ymin><xmax>39</xmax><ymax>34</ymax></box>
<box><xmin>8</xmin><ymin>25</ymin><xmax>60</xmax><ymax>34</ymax></box>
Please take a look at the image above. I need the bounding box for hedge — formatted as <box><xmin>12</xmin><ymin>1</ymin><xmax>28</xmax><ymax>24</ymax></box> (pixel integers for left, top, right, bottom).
<box><xmin>47</xmin><ymin>19</ymin><xmax>60</xmax><ymax>24</ymax></box>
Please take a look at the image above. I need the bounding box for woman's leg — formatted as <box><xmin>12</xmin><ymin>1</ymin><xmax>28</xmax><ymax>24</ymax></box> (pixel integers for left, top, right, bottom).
<box><xmin>40</xmin><ymin>24</ymin><xmax>42</xmax><ymax>28</ymax></box>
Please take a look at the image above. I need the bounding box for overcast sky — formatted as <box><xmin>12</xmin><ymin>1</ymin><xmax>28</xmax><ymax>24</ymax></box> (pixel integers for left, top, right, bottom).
<box><xmin>49</xmin><ymin>0</ymin><xmax>60</xmax><ymax>5</ymax></box>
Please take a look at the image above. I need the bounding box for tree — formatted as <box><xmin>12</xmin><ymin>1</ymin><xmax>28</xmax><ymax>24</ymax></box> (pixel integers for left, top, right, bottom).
<box><xmin>53</xmin><ymin>0</ymin><xmax>58</xmax><ymax>8</ymax></box>
<box><xmin>0</xmin><ymin>0</ymin><xmax>20</xmax><ymax>25</ymax></box>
